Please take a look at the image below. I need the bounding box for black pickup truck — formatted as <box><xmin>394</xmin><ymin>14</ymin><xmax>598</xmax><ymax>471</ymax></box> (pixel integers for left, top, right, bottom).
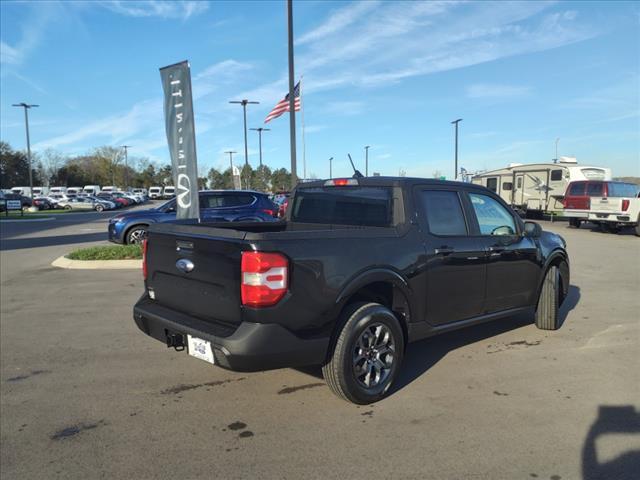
<box><xmin>134</xmin><ymin>177</ymin><xmax>570</xmax><ymax>404</ymax></box>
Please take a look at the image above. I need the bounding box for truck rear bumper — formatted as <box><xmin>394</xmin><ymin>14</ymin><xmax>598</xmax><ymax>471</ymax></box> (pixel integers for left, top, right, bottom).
<box><xmin>133</xmin><ymin>294</ymin><xmax>329</xmax><ymax>372</ymax></box>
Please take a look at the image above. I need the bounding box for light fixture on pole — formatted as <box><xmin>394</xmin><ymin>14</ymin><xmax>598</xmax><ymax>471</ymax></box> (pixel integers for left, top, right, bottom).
<box><xmin>12</xmin><ymin>102</ymin><xmax>39</xmax><ymax>199</ymax></box>
<box><xmin>329</xmin><ymin>157</ymin><xmax>333</xmax><ymax>179</ymax></box>
<box><xmin>121</xmin><ymin>145</ymin><xmax>132</xmax><ymax>190</ymax></box>
<box><xmin>250</xmin><ymin>128</ymin><xmax>270</xmax><ymax>167</ymax></box>
<box><xmin>364</xmin><ymin>146</ymin><xmax>370</xmax><ymax>177</ymax></box>
<box><xmin>451</xmin><ymin>118</ymin><xmax>463</xmax><ymax>180</ymax></box>
<box><xmin>229</xmin><ymin>99</ymin><xmax>259</xmax><ymax>169</ymax></box>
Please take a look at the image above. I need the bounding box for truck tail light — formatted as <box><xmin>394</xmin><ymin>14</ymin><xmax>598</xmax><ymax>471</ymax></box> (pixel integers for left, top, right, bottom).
<box><xmin>241</xmin><ymin>252</ymin><xmax>288</xmax><ymax>307</ymax></box>
<box><xmin>142</xmin><ymin>239</ymin><xmax>148</xmax><ymax>280</ymax></box>
<box><xmin>622</xmin><ymin>199</ymin><xmax>630</xmax><ymax>211</ymax></box>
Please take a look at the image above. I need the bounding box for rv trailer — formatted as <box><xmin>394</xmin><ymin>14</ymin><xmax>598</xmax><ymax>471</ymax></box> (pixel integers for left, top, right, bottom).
<box><xmin>471</xmin><ymin>157</ymin><xmax>611</xmax><ymax>216</ymax></box>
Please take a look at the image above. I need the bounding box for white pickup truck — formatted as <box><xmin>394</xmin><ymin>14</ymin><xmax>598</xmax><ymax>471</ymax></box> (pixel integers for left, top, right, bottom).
<box><xmin>589</xmin><ymin>195</ymin><xmax>640</xmax><ymax>236</ymax></box>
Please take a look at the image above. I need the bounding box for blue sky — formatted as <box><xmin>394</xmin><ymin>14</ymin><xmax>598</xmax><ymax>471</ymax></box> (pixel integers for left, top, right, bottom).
<box><xmin>1</xmin><ymin>0</ymin><xmax>639</xmax><ymax>180</ymax></box>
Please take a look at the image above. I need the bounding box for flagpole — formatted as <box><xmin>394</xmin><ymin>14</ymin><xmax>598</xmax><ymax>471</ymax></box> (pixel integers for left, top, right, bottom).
<box><xmin>287</xmin><ymin>0</ymin><xmax>298</xmax><ymax>188</ymax></box>
<box><xmin>300</xmin><ymin>75</ymin><xmax>306</xmax><ymax>181</ymax></box>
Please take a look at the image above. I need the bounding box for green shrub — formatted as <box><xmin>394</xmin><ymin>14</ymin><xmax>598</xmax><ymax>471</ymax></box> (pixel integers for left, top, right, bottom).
<box><xmin>67</xmin><ymin>244</ymin><xmax>143</xmax><ymax>260</ymax></box>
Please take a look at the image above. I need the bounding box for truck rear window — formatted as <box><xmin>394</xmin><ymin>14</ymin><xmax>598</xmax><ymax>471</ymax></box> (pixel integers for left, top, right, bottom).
<box><xmin>607</xmin><ymin>183</ymin><xmax>639</xmax><ymax>197</ymax></box>
<box><xmin>291</xmin><ymin>187</ymin><xmax>393</xmax><ymax>227</ymax></box>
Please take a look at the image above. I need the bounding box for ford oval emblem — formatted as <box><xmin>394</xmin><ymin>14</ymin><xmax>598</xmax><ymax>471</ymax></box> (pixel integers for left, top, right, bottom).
<box><xmin>176</xmin><ymin>258</ymin><xmax>195</xmax><ymax>273</ymax></box>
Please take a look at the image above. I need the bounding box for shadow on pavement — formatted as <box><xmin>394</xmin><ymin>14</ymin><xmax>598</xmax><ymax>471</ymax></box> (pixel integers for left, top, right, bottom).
<box><xmin>0</xmin><ymin>232</ymin><xmax>107</xmax><ymax>251</ymax></box>
<box><xmin>582</xmin><ymin>405</ymin><xmax>640</xmax><ymax>480</ymax></box>
<box><xmin>298</xmin><ymin>284</ymin><xmax>582</xmax><ymax>398</ymax></box>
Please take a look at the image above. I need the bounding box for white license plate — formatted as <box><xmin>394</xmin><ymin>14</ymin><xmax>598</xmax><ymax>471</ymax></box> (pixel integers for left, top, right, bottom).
<box><xmin>187</xmin><ymin>335</ymin><xmax>214</xmax><ymax>364</ymax></box>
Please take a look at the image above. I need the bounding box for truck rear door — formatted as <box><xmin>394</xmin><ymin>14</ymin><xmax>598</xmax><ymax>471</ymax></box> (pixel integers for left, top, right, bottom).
<box><xmin>144</xmin><ymin>224</ymin><xmax>246</xmax><ymax>327</ymax></box>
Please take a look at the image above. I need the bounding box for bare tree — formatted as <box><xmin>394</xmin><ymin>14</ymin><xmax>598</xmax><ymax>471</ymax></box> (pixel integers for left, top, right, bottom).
<box><xmin>94</xmin><ymin>146</ymin><xmax>123</xmax><ymax>186</ymax></box>
<box><xmin>38</xmin><ymin>148</ymin><xmax>66</xmax><ymax>186</ymax></box>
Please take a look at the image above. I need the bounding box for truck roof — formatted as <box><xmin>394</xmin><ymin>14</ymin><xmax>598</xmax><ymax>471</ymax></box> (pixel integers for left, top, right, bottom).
<box><xmin>297</xmin><ymin>176</ymin><xmax>488</xmax><ymax>191</ymax></box>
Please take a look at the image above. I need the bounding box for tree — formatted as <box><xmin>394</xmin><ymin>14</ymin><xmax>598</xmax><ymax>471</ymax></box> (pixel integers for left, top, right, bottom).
<box><xmin>270</xmin><ymin>168</ymin><xmax>291</xmax><ymax>192</ymax></box>
<box><xmin>251</xmin><ymin>164</ymin><xmax>272</xmax><ymax>192</ymax></box>
<box><xmin>0</xmin><ymin>142</ymin><xmax>40</xmax><ymax>189</ymax></box>
<box><xmin>207</xmin><ymin>167</ymin><xmax>226</xmax><ymax>189</ymax></box>
<box><xmin>93</xmin><ymin>146</ymin><xmax>123</xmax><ymax>186</ymax></box>
<box><xmin>38</xmin><ymin>148</ymin><xmax>66</xmax><ymax>186</ymax></box>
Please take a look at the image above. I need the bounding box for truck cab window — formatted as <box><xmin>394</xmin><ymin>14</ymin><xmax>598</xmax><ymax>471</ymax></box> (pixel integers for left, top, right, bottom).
<box><xmin>419</xmin><ymin>190</ymin><xmax>467</xmax><ymax>236</ymax></box>
<box><xmin>586</xmin><ymin>183</ymin><xmax>603</xmax><ymax>196</ymax></box>
<box><xmin>469</xmin><ymin>193</ymin><xmax>516</xmax><ymax>236</ymax></box>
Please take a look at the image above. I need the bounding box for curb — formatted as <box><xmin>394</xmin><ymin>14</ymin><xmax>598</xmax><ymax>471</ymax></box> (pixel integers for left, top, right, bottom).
<box><xmin>0</xmin><ymin>217</ymin><xmax>55</xmax><ymax>223</ymax></box>
<box><xmin>51</xmin><ymin>256</ymin><xmax>142</xmax><ymax>270</ymax></box>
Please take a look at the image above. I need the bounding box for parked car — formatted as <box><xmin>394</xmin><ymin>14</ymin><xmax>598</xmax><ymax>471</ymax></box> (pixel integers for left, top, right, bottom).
<box><xmin>563</xmin><ymin>180</ymin><xmax>640</xmax><ymax>233</ymax></box>
<box><xmin>32</xmin><ymin>197</ymin><xmax>54</xmax><ymax>210</ymax></box>
<box><xmin>58</xmin><ymin>197</ymin><xmax>106</xmax><ymax>212</ymax></box>
<box><xmin>98</xmin><ymin>192</ymin><xmax>129</xmax><ymax>208</ymax></box>
<box><xmin>109</xmin><ymin>190</ymin><xmax>279</xmax><ymax>244</ymax></box>
<box><xmin>134</xmin><ymin>177</ymin><xmax>570</xmax><ymax>404</ymax></box>
<box><xmin>86</xmin><ymin>196</ymin><xmax>117</xmax><ymax>210</ymax></box>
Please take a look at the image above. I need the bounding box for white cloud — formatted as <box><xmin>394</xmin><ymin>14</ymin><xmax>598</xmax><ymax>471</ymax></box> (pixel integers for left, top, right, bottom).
<box><xmin>0</xmin><ymin>41</ymin><xmax>21</xmax><ymax>64</ymax></box>
<box><xmin>466</xmin><ymin>84</ymin><xmax>531</xmax><ymax>99</ymax></box>
<box><xmin>100</xmin><ymin>1</ymin><xmax>208</xmax><ymax>20</ymax></box>
<box><xmin>297</xmin><ymin>1</ymin><xmax>381</xmax><ymax>45</ymax></box>
<box><xmin>0</xmin><ymin>3</ymin><xmax>57</xmax><ymax>65</ymax></box>
<box><xmin>293</xmin><ymin>2</ymin><xmax>596</xmax><ymax>92</ymax></box>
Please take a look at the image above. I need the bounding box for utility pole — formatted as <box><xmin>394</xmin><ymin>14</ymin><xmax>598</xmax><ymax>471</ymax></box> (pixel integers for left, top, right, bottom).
<box><xmin>329</xmin><ymin>157</ymin><xmax>333</xmax><ymax>179</ymax></box>
<box><xmin>451</xmin><ymin>118</ymin><xmax>463</xmax><ymax>180</ymax></box>
<box><xmin>229</xmin><ymin>99</ymin><xmax>259</xmax><ymax>169</ymax></box>
<box><xmin>364</xmin><ymin>145</ymin><xmax>370</xmax><ymax>177</ymax></box>
<box><xmin>554</xmin><ymin>137</ymin><xmax>560</xmax><ymax>163</ymax></box>
<box><xmin>121</xmin><ymin>145</ymin><xmax>132</xmax><ymax>190</ymax></box>
<box><xmin>250</xmin><ymin>128</ymin><xmax>270</xmax><ymax>167</ymax></box>
<box><xmin>287</xmin><ymin>0</ymin><xmax>298</xmax><ymax>188</ymax></box>
<box><xmin>12</xmin><ymin>103</ymin><xmax>39</xmax><ymax>199</ymax></box>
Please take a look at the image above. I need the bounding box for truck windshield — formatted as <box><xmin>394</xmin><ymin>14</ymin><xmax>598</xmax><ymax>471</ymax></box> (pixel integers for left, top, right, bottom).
<box><xmin>291</xmin><ymin>187</ymin><xmax>393</xmax><ymax>227</ymax></box>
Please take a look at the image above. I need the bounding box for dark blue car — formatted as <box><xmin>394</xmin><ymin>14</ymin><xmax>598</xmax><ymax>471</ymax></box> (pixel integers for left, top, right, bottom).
<box><xmin>108</xmin><ymin>190</ymin><xmax>279</xmax><ymax>244</ymax></box>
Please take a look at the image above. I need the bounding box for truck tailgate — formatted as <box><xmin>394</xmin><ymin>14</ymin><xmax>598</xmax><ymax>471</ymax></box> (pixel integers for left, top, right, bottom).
<box><xmin>590</xmin><ymin>197</ymin><xmax>623</xmax><ymax>213</ymax></box>
<box><xmin>145</xmin><ymin>224</ymin><xmax>247</xmax><ymax>327</ymax></box>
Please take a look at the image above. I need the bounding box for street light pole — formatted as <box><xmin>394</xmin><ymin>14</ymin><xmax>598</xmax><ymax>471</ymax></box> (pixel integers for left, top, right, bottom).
<box><xmin>229</xmin><ymin>99</ymin><xmax>259</xmax><ymax>168</ymax></box>
<box><xmin>364</xmin><ymin>146</ymin><xmax>370</xmax><ymax>177</ymax></box>
<box><xmin>250</xmin><ymin>128</ymin><xmax>270</xmax><ymax>167</ymax></box>
<box><xmin>121</xmin><ymin>145</ymin><xmax>132</xmax><ymax>190</ymax></box>
<box><xmin>451</xmin><ymin>118</ymin><xmax>463</xmax><ymax>180</ymax></box>
<box><xmin>555</xmin><ymin>137</ymin><xmax>560</xmax><ymax>163</ymax></box>
<box><xmin>329</xmin><ymin>157</ymin><xmax>333</xmax><ymax>179</ymax></box>
<box><xmin>12</xmin><ymin>103</ymin><xmax>39</xmax><ymax>199</ymax></box>
<box><xmin>225</xmin><ymin>150</ymin><xmax>237</xmax><ymax>189</ymax></box>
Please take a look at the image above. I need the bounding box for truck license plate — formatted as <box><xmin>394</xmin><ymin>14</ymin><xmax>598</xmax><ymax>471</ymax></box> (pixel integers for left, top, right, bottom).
<box><xmin>187</xmin><ymin>335</ymin><xmax>214</xmax><ymax>364</ymax></box>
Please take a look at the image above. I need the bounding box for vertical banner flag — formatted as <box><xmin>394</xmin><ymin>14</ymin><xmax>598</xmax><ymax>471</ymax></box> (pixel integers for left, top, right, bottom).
<box><xmin>160</xmin><ymin>60</ymin><xmax>200</xmax><ymax>220</ymax></box>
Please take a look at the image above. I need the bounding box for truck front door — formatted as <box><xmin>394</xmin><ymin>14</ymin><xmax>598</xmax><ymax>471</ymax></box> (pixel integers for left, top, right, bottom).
<box><xmin>415</xmin><ymin>188</ymin><xmax>486</xmax><ymax>325</ymax></box>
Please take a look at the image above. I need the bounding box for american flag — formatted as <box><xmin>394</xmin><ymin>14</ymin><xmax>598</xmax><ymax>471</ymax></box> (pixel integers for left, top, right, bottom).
<box><xmin>264</xmin><ymin>82</ymin><xmax>301</xmax><ymax>123</ymax></box>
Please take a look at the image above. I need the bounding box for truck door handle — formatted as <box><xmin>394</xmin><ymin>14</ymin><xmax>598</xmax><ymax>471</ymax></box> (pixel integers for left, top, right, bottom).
<box><xmin>434</xmin><ymin>247</ymin><xmax>454</xmax><ymax>256</ymax></box>
<box><xmin>488</xmin><ymin>246</ymin><xmax>505</xmax><ymax>256</ymax></box>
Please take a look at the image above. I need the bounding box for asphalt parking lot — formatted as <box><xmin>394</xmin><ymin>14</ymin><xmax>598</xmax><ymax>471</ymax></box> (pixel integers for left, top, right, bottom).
<box><xmin>1</xmin><ymin>214</ymin><xmax>638</xmax><ymax>479</ymax></box>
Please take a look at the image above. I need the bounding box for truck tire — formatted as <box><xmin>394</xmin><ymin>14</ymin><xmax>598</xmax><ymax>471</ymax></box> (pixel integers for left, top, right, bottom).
<box><xmin>569</xmin><ymin>218</ymin><xmax>581</xmax><ymax>228</ymax></box>
<box><xmin>322</xmin><ymin>302</ymin><xmax>404</xmax><ymax>404</ymax></box>
<box><xmin>535</xmin><ymin>266</ymin><xmax>560</xmax><ymax>330</ymax></box>
<box><xmin>635</xmin><ymin>217</ymin><xmax>640</xmax><ymax>237</ymax></box>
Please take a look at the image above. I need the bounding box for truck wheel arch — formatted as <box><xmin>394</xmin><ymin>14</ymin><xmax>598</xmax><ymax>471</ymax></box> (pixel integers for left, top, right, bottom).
<box><xmin>333</xmin><ymin>269</ymin><xmax>414</xmax><ymax>346</ymax></box>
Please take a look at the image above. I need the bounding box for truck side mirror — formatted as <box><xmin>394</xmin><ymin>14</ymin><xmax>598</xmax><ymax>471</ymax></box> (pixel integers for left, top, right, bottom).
<box><xmin>523</xmin><ymin>221</ymin><xmax>542</xmax><ymax>238</ymax></box>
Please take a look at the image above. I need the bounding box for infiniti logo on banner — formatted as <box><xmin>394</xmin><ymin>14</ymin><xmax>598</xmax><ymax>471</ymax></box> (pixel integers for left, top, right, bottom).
<box><xmin>177</xmin><ymin>173</ymin><xmax>191</xmax><ymax>209</ymax></box>
<box><xmin>160</xmin><ymin>60</ymin><xmax>200</xmax><ymax>220</ymax></box>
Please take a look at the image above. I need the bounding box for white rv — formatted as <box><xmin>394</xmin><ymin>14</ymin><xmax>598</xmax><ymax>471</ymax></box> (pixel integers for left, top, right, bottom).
<box><xmin>471</xmin><ymin>158</ymin><xmax>612</xmax><ymax>215</ymax></box>
<box><xmin>11</xmin><ymin>186</ymin><xmax>31</xmax><ymax>196</ymax></box>
<box><xmin>66</xmin><ymin>187</ymin><xmax>84</xmax><ymax>195</ymax></box>
<box><xmin>49</xmin><ymin>186</ymin><xmax>67</xmax><ymax>195</ymax></box>
<box><xmin>83</xmin><ymin>185</ymin><xmax>101</xmax><ymax>195</ymax></box>
<box><xmin>148</xmin><ymin>186</ymin><xmax>162</xmax><ymax>199</ymax></box>
<box><xmin>163</xmin><ymin>186</ymin><xmax>176</xmax><ymax>199</ymax></box>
